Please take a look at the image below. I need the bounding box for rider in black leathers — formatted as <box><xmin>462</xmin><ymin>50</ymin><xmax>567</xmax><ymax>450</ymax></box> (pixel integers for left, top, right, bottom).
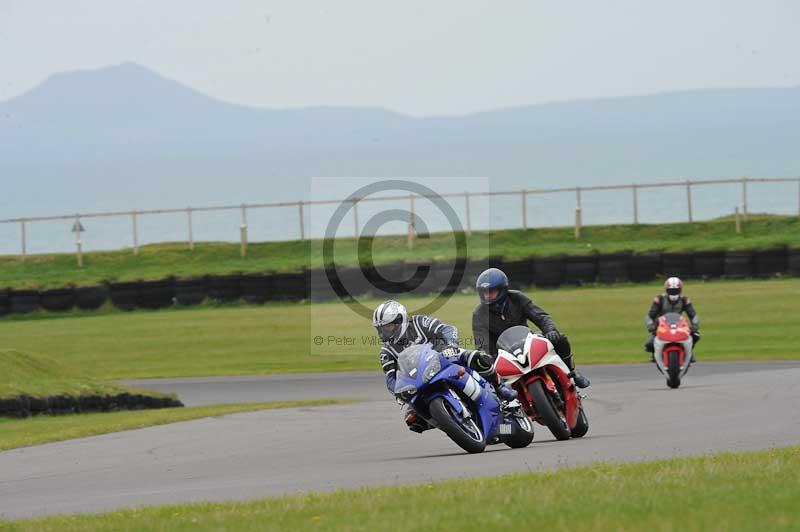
<box><xmin>645</xmin><ymin>277</ymin><xmax>700</xmax><ymax>359</ymax></box>
<box><xmin>471</xmin><ymin>268</ymin><xmax>590</xmax><ymax>389</ymax></box>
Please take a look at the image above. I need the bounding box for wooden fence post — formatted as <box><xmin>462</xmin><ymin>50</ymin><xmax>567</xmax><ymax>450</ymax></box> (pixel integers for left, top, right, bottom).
<box><xmin>131</xmin><ymin>212</ymin><xmax>139</xmax><ymax>255</ymax></box>
<box><xmin>521</xmin><ymin>190</ymin><xmax>528</xmax><ymax>229</ymax></box>
<box><xmin>187</xmin><ymin>207</ymin><xmax>194</xmax><ymax>250</ymax></box>
<box><xmin>298</xmin><ymin>202</ymin><xmax>305</xmax><ymax>240</ymax></box>
<box><xmin>74</xmin><ymin>215</ymin><xmax>83</xmax><ymax>267</ymax></box>
<box><xmin>353</xmin><ymin>199</ymin><xmax>359</xmax><ymax>238</ymax></box>
<box><xmin>735</xmin><ymin>206</ymin><xmax>742</xmax><ymax>234</ymax></box>
<box><xmin>240</xmin><ymin>204</ymin><xmax>248</xmax><ymax>258</ymax></box>
<box><xmin>20</xmin><ymin>219</ymin><xmax>27</xmax><ymax>261</ymax></box>
<box><xmin>407</xmin><ymin>195</ymin><xmax>415</xmax><ymax>250</ymax></box>
<box><xmin>741</xmin><ymin>177</ymin><xmax>749</xmax><ymax>221</ymax></box>
<box><xmin>465</xmin><ymin>192</ymin><xmax>472</xmax><ymax>237</ymax></box>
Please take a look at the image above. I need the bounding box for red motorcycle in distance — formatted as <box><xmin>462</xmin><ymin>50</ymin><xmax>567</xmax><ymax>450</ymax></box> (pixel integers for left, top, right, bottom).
<box><xmin>653</xmin><ymin>312</ymin><xmax>694</xmax><ymax>389</ymax></box>
<box><xmin>493</xmin><ymin>326</ymin><xmax>588</xmax><ymax>441</ymax></box>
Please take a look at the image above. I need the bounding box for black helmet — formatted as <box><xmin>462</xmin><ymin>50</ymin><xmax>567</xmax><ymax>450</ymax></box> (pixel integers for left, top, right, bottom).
<box><xmin>476</xmin><ymin>268</ymin><xmax>509</xmax><ymax>307</ymax></box>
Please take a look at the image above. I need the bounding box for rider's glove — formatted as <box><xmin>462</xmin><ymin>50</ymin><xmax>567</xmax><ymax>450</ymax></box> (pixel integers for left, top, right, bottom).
<box><xmin>440</xmin><ymin>346</ymin><xmax>460</xmax><ymax>359</ymax></box>
<box><xmin>470</xmin><ymin>351</ymin><xmax>494</xmax><ymax>372</ymax></box>
<box><xmin>544</xmin><ymin>330</ymin><xmax>563</xmax><ymax>344</ymax></box>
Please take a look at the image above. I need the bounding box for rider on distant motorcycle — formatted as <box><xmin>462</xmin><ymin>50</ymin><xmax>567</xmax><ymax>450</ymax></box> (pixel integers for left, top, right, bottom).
<box><xmin>373</xmin><ymin>299</ymin><xmax>518</xmax><ymax>433</ymax></box>
<box><xmin>471</xmin><ymin>268</ymin><xmax>591</xmax><ymax>389</ymax></box>
<box><xmin>644</xmin><ymin>277</ymin><xmax>700</xmax><ymax>359</ymax></box>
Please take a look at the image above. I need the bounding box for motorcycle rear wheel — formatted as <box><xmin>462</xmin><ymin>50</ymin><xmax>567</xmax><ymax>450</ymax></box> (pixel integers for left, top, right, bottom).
<box><xmin>504</xmin><ymin>413</ymin><xmax>535</xmax><ymax>449</ymax></box>
<box><xmin>528</xmin><ymin>379</ymin><xmax>571</xmax><ymax>441</ymax></box>
<box><xmin>429</xmin><ymin>397</ymin><xmax>486</xmax><ymax>454</ymax></box>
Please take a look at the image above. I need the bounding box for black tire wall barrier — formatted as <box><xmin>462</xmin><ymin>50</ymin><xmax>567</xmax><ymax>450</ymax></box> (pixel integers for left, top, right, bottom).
<box><xmin>1</xmin><ymin>246</ymin><xmax>797</xmax><ymax>317</ymax></box>
<box><xmin>75</xmin><ymin>285</ymin><xmax>109</xmax><ymax>310</ymax></box>
<box><xmin>503</xmin><ymin>259</ymin><xmax>536</xmax><ymax>290</ymax></box>
<box><xmin>753</xmin><ymin>247</ymin><xmax>787</xmax><ymax>278</ymax></box>
<box><xmin>0</xmin><ymin>393</ymin><xmax>183</xmax><ymax>419</ymax></box>
<box><xmin>110</xmin><ymin>282</ymin><xmax>140</xmax><ymax>311</ymax></box>
<box><xmin>272</xmin><ymin>272</ymin><xmax>307</xmax><ymax>300</ymax></box>
<box><xmin>789</xmin><ymin>248</ymin><xmax>800</xmax><ymax>277</ymax></box>
<box><xmin>40</xmin><ymin>288</ymin><xmax>76</xmax><ymax>312</ymax></box>
<box><xmin>0</xmin><ymin>290</ymin><xmax>10</xmax><ymax>317</ymax></box>
<box><xmin>174</xmin><ymin>278</ymin><xmax>207</xmax><ymax>306</ymax></box>
<box><xmin>628</xmin><ymin>253</ymin><xmax>660</xmax><ymax>283</ymax></box>
<box><xmin>138</xmin><ymin>279</ymin><xmax>175</xmax><ymax>309</ymax></box>
<box><xmin>207</xmin><ymin>275</ymin><xmax>242</xmax><ymax>302</ymax></box>
<box><xmin>692</xmin><ymin>251</ymin><xmax>725</xmax><ymax>279</ymax></box>
<box><xmin>661</xmin><ymin>253</ymin><xmax>694</xmax><ymax>279</ymax></box>
<box><xmin>533</xmin><ymin>257</ymin><xmax>566</xmax><ymax>288</ymax></box>
<box><xmin>564</xmin><ymin>256</ymin><xmax>598</xmax><ymax>285</ymax></box>
<box><xmin>240</xmin><ymin>274</ymin><xmax>273</xmax><ymax>304</ymax></box>
<box><xmin>724</xmin><ymin>251</ymin><xmax>753</xmax><ymax>279</ymax></box>
<box><xmin>596</xmin><ymin>253</ymin><xmax>631</xmax><ymax>284</ymax></box>
<box><xmin>9</xmin><ymin>290</ymin><xmax>40</xmax><ymax>313</ymax></box>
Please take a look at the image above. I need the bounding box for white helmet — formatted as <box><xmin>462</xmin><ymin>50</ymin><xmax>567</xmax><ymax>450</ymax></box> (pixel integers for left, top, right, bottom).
<box><xmin>373</xmin><ymin>300</ymin><xmax>409</xmax><ymax>343</ymax></box>
<box><xmin>664</xmin><ymin>277</ymin><xmax>683</xmax><ymax>302</ymax></box>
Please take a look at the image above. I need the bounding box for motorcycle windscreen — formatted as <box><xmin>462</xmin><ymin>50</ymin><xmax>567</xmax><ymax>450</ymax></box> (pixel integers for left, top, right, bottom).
<box><xmin>661</xmin><ymin>312</ymin><xmax>686</xmax><ymax>327</ymax></box>
<box><xmin>395</xmin><ymin>344</ymin><xmax>433</xmax><ymax>380</ymax></box>
<box><xmin>496</xmin><ymin>325</ymin><xmax>531</xmax><ymax>356</ymax></box>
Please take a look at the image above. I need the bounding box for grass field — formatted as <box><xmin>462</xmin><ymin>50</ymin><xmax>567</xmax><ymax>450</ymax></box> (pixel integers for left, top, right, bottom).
<box><xmin>1</xmin><ymin>215</ymin><xmax>797</xmax><ymax>289</ymax></box>
<box><xmin>1</xmin><ymin>278</ymin><xmax>798</xmax><ymax>379</ymax></box>
<box><xmin>4</xmin><ymin>446</ymin><xmax>797</xmax><ymax>531</ymax></box>
<box><xmin>0</xmin><ymin>349</ymin><xmax>173</xmax><ymax>400</ymax></box>
<box><xmin>0</xmin><ymin>399</ymin><xmax>360</xmax><ymax>452</ymax></box>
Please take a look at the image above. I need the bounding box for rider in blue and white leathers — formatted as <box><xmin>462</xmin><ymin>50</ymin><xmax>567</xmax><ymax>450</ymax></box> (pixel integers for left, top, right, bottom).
<box><xmin>373</xmin><ymin>299</ymin><xmax>517</xmax><ymax>433</ymax></box>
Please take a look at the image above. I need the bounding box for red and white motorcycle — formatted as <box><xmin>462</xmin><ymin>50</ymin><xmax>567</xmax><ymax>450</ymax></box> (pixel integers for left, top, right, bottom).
<box><xmin>653</xmin><ymin>312</ymin><xmax>694</xmax><ymax>389</ymax></box>
<box><xmin>493</xmin><ymin>326</ymin><xmax>588</xmax><ymax>440</ymax></box>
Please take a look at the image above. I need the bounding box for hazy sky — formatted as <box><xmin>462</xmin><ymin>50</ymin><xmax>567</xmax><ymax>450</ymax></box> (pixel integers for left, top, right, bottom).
<box><xmin>1</xmin><ymin>1</ymin><xmax>798</xmax><ymax>115</ymax></box>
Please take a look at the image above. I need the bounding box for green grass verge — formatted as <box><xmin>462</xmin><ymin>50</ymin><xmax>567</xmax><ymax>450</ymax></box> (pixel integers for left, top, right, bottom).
<box><xmin>1</xmin><ymin>278</ymin><xmax>798</xmax><ymax>379</ymax></box>
<box><xmin>4</xmin><ymin>446</ymin><xmax>797</xmax><ymax>531</ymax></box>
<box><xmin>0</xmin><ymin>399</ymin><xmax>359</xmax><ymax>452</ymax></box>
<box><xmin>0</xmin><ymin>349</ymin><xmax>172</xmax><ymax>400</ymax></box>
<box><xmin>1</xmin><ymin>215</ymin><xmax>798</xmax><ymax>289</ymax></box>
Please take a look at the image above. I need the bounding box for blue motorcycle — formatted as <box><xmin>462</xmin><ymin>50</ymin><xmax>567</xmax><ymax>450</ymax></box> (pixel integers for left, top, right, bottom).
<box><xmin>394</xmin><ymin>343</ymin><xmax>534</xmax><ymax>453</ymax></box>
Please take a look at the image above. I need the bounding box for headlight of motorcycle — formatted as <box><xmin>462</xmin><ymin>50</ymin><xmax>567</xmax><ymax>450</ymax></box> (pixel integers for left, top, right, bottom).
<box><xmin>422</xmin><ymin>356</ymin><xmax>442</xmax><ymax>383</ymax></box>
<box><xmin>396</xmin><ymin>384</ymin><xmax>417</xmax><ymax>402</ymax></box>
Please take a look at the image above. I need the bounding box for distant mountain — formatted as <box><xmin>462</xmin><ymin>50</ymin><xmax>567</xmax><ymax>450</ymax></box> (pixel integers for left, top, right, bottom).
<box><xmin>2</xmin><ymin>62</ymin><xmax>799</xmax><ymax>218</ymax></box>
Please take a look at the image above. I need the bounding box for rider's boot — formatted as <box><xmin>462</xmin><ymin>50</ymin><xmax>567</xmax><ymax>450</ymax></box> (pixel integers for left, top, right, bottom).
<box><xmin>562</xmin><ymin>354</ymin><xmax>591</xmax><ymax>389</ymax></box>
<box><xmin>484</xmin><ymin>371</ymin><xmax>518</xmax><ymax>401</ymax></box>
<box><xmin>494</xmin><ymin>382</ymin><xmax>518</xmax><ymax>402</ymax></box>
<box><xmin>403</xmin><ymin>405</ymin><xmax>428</xmax><ymax>433</ymax></box>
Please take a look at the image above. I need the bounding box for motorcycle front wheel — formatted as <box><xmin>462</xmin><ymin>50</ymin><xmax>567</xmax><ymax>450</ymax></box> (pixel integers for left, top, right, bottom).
<box><xmin>528</xmin><ymin>379</ymin><xmax>571</xmax><ymax>441</ymax></box>
<box><xmin>571</xmin><ymin>406</ymin><xmax>589</xmax><ymax>438</ymax></box>
<box><xmin>667</xmin><ymin>351</ymin><xmax>681</xmax><ymax>389</ymax></box>
<box><xmin>429</xmin><ymin>397</ymin><xmax>486</xmax><ymax>454</ymax></box>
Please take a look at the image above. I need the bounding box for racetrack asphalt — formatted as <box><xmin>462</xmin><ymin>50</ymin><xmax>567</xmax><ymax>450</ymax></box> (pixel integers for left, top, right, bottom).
<box><xmin>1</xmin><ymin>361</ymin><xmax>799</xmax><ymax>520</ymax></box>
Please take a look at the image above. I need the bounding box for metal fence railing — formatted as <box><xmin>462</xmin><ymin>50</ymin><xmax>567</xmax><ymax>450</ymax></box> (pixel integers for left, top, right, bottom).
<box><xmin>2</xmin><ymin>176</ymin><xmax>799</xmax><ymax>263</ymax></box>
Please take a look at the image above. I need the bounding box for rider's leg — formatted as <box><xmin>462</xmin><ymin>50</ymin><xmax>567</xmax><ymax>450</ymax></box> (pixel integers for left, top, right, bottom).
<box><xmin>553</xmin><ymin>336</ymin><xmax>590</xmax><ymax>388</ymax></box>
<box><xmin>463</xmin><ymin>349</ymin><xmax>518</xmax><ymax>402</ymax></box>
<box><xmin>690</xmin><ymin>332</ymin><xmax>700</xmax><ymax>363</ymax></box>
<box><xmin>645</xmin><ymin>334</ymin><xmax>655</xmax><ymax>362</ymax></box>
